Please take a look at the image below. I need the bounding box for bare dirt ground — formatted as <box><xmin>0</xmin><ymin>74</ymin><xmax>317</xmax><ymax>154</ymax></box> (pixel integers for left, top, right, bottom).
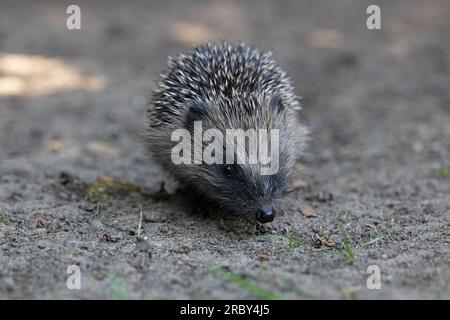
<box><xmin>0</xmin><ymin>0</ymin><xmax>449</xmax><ymax>299</ymax></box>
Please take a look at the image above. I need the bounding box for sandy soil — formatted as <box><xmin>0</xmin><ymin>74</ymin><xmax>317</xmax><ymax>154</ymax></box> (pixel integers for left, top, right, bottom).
<box><xmin>0</xmin><ymin>0</ymin><xmax>449</xmax><ymax>299</ymax></box>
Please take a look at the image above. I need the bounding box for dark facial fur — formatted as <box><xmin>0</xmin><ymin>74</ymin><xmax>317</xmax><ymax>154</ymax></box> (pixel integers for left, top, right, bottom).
<box><xmin>147</xmin><ymin>42</ymin><xmax>308</xmax><ymax>223</ymax></box>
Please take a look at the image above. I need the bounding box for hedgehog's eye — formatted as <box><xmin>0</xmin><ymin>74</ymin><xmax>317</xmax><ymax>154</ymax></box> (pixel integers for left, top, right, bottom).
<box><xmin>223</xmin><ymin>165</ymin><xmax>233</xmax><ymax>177</ymax></box>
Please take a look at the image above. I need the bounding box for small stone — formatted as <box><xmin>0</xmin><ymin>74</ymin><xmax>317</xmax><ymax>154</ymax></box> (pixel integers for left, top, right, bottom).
<box><xmin>91</xmin><ymin>219</ymin><xmax>105</xmax><ymax>230</ymax></box>
<box><xmin>3</xmin><ymin>277</ymin><xmax>15</xmax><ymax>291</ymax></box>
<box><xmin>174</xmin><ymin>246</ymin><xmax>192</xmax><ymax>254</ymax></box>
<box><xmin>102</xmin><ymin>233</ymin><xmax>122</xmax><ymax>243</ymax></box>
<box><xmin>80</xmin><ymin>204</ymin><xmax>97</xmax><ymax>212</ymax></box>
<box><xmin>316</xmin><ymin>190</ymin><xmax>334</xmax><ymax>202</ymax></box>
<box><xmin>57</xmin><ymin>192</ymin><xmax>70</xmax><ymax>200</ymax></box>
<box><xmin>412</xmin><ymin>142</ymin><xmax>424</xmax><ymax>153</ymax></box>
<box><xmin>59</xmin><ymin>172</ymin><xmax>73</xmax><ymax>185</ymax></box>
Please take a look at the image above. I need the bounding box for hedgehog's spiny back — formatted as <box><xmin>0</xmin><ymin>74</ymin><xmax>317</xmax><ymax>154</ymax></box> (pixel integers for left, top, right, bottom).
<box><xmin>148</xmin><ymin>42</ymin><xmax>299</xmax><ymax>127</ymax></box>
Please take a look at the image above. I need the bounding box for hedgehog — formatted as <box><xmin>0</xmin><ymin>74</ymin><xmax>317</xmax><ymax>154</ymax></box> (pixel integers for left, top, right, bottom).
<box><xmin>146</xmin><ymin>42</ymin><xmax>307</xmax><ymax>223</ymax></box>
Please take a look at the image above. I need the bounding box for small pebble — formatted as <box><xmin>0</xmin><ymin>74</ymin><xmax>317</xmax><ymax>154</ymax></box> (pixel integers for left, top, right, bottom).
<box><xmin>3</xmin><ymin>277</ymin><xmax>15</xmax><ymax>292</ymax></box>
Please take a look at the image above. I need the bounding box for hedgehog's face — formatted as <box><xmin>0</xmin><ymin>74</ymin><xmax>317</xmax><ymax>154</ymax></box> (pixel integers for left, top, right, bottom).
<box><xmin>182</xmin><ymin>95</ymin><xmax>293</xmax><ymax>222</ymax></box>
<box><xmin>219</xmin><ymin>163</ymin><xmax>288</xmax><ymax>222</ymax></box>
<box><xmin>191</xmin><ymin>162</ymin><xmax>288</xmax><ymax>223</ymax></box>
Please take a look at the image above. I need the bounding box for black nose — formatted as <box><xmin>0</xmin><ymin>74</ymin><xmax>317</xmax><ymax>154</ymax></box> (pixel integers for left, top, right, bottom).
<box><xmin>256</xmin><ymin>206</ymin><xmax>276</xmax><ymax>223</ymax></box>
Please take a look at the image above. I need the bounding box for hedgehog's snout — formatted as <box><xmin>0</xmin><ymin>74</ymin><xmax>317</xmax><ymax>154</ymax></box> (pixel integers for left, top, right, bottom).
<box><xmin>256</xmin><ymin>205</ymin><xmax>276</xmax><ymax>223</ymax></box>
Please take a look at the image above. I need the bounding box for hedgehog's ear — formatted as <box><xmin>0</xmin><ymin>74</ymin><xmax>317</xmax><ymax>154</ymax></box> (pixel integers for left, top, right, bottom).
<box><xmin>269</xmin><ymin>94</ymin><xmax>285</xmax><ymax>113</ymax></box>
<box><xmin>185</xmin><ymin>101</ymin><xmax>211</xmax><ymax>126</ymax></box>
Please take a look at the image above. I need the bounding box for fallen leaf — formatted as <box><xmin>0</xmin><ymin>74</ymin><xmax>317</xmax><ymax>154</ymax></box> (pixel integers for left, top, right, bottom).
<box><xmin>258</xmin><ymin>251</ymin><xmax>272</xmax><ymax>262</ymax></box>
<box><xmin>175</xmin><ymin>246</ymin><xmax>192</xmax><ymax>254</ymax></box>
<box><xmin>85</xmin><ymin>176</ymin><xmax>141</xmax><ymax>201</ymax></box>
<box><xmin>36</xmin><ymin>218</ymin><xmax>46</xmax><ymax>228</ymax></box>
<box><xmin>315</xmin><ymin>233</ymin><xmax>336</xmax><ymax>248</ymax></box>
<box><xmin>300</xmin><ymin>206</ymin><xmax>316</xmax><ymax>218</ymax></box>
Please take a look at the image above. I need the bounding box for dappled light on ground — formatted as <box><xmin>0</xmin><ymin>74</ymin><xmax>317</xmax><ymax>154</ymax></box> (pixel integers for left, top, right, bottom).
<box><xmin>169</xmin><ymin>1</ymin><xmax>247</xmax><ymax>44</ymax></box>
<box><xmin>0</xmin><ymin>53</ymin><xmax>106</xmax><ymax>96</ymax></box>
<box><xmin>170</xmin><ymin>22</ymin><xmax>217</xmax><ymax>44</ymax></box>
<box><xmin>304</xmin><ymin>29</ymin><xmax>344</xmax><ymax>49</ymax></box>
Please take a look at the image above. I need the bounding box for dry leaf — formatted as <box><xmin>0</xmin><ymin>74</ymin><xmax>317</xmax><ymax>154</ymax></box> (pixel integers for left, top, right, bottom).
<box><xmin>35</xmin><ymin>218</ymin><xmax>46</xmax><ymax>228</ymax></box>
<box><xmin>315</xmin><ymin>233</ymin><xmax>336</xmax><ymax>248</ymax></box>
<box><xmin>175</xmin><ymin>246</ymin><xmax>192</xmax><ymax>254</ymax></box>
<box><xmin>300</xmin><ymin>206</ymin><xmax>316</xmax><ymax>218</ymax></box>
<box><xmin>258</xmin><ymin>250</ymin><xmax>272</xmax><ymax>262</ymax></box>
